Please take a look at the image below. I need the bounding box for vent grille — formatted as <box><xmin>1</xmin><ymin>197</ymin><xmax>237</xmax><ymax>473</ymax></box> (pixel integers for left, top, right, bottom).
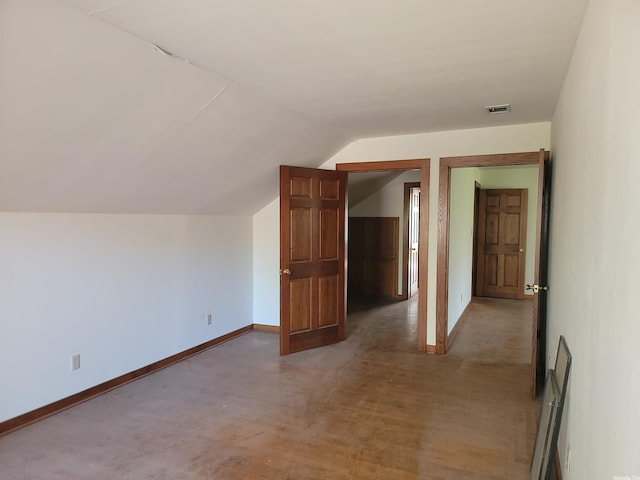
<box><xmin>485</xmin><ymin>104</ymin><xmax>511</xmax><ymax>114</ymax></box>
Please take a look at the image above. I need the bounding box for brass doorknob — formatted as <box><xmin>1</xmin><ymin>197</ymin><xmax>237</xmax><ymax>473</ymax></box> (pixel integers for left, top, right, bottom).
<box><xmin>280</xmin><ymin>268</ymin><xmax>291</xmax><ymax>276</ymax></box>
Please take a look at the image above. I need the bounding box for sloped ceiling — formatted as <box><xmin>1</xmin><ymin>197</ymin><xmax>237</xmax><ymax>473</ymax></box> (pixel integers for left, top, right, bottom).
<box><xmin>0</xmin><ymin>0</ymin><xmax>589</xmax><ymax>214</ymax></box>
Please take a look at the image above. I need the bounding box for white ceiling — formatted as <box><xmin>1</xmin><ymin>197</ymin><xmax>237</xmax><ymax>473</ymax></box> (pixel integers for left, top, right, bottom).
<box><xmin>0</xmin><ymin>0</ymin><xmax>589</xmax><ymax>214</ymax></box>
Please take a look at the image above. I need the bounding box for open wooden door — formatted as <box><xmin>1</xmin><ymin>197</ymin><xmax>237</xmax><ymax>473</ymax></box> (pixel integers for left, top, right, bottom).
<box><xmin>408</xmin><ymin>187</ymin><xmax>420</xmax><ymax>298</ymax></box>
<box><xmin>530</xmin><ymin>149</ymin><xmax>552</xmax><ymax>397</ymax></box>
<box><xmin>280</xmin><ymin>166</ymin><xmax>347</xmax><ymax>355</ymax></box>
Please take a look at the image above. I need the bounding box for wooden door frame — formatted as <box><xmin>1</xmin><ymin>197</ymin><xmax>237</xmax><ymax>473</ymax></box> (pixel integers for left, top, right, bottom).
<box><xmin>402</xmin><ymin>182</ymin><xmax>421</xmax><ymax>300</ymax></box>
<box><xmin>336</xmin><ymin>159</ymin><xmax>430</xmax><ymax>352</ymax></box>
<box><xmin>437</xmin><ymin>151</ymin><xmax>548</xmax><ymax>354</ymax></box>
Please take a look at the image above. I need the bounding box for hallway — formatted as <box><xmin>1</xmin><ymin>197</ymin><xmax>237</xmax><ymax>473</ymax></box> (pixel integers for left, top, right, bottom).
<box><xmin>447</xmin><ymin>296</ymin><xmax>533</xmax><ymax>365</ymax></box>
<box><xmin>0</xmin><ymin>297</ymin><xmax>538</xmax><ymax>479</ymax></box>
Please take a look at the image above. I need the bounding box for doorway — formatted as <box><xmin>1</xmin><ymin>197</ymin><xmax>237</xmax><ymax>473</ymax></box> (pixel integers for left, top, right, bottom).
<box><xmin>437</xmin><ymin>153</ymin><xmax>544</xmax><ymax>354</ymax></box>
<box><xmin>404</xmin><ymin>183</ymin><xmax>421</xmax><ymax>299</ymax></box>
<box><xmin>336</xmin><ymin>159</ymin><xmax>430</xmax><ymax>352</ymax></box>
<box><xmin>437</xmin><ymin>150</ymin><xmax>549</xmax><ymax>398</ymax></box>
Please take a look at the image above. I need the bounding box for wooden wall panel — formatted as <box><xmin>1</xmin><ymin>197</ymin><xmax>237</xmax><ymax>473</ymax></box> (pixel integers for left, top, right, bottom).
<box><xmin>348</xmin><ymin>217</ymin><xmax>399</xmax><ymax>299</ymax></box>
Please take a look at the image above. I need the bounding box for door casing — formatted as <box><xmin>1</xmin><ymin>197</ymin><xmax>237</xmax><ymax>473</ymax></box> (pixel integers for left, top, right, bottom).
<box><xmin>437</xmin><ymin>151</ymin><xmax>547</xmax><ymax>354</ymax></box>
<box><xmin>337</xmin><ymin>159</ymin><xmax>430</xmax><ymax>352</ymax></box>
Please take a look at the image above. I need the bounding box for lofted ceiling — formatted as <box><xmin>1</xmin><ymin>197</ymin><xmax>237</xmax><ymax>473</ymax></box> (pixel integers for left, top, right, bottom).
<box><xmin>0</xmin><ymin>0</ymin><xmax>589</xmax><ymax>214</ymax></box>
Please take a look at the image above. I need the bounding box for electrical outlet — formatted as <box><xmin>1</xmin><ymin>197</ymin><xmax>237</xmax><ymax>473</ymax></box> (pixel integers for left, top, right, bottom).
<box><xmin>71</xmin><ymin>354</ymin><xmax>81</xmax><ymax>371</ymax></box>
<box><xmin>206</xmin><ymin>314</ymin><xmax>212</xmax><ymax>325</ymax></box>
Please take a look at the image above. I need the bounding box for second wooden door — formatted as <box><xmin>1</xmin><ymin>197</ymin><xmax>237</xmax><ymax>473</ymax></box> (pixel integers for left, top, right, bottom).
<box><xmin>476</xmin><ymin>189</ymin><xmax>527</xmax><ymax>300</ymax></box>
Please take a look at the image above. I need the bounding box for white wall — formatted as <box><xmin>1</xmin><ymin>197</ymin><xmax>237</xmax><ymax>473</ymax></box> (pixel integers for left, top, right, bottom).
<box><xmin>549</xmin><ymin>0</ymin><xmax>640</xmax><ymax>477</ymax></box>
<box><xmin>0</xmin><ymin>213</ymin><xmax>252</xmax><ymax>423</ymax></box>
<box><xmin>349</xmin><ymin>170</ymin><xmax>422</xmax><ymax>295</ymax></box>
<box><xmin>253</xmin><ymin>122</ymin><xmax>551</xmax><ymax>343</ymax></box>
<box><xmin>448</xmin><ymin>167</ymin><xmax>481</xmax><ymax>332</ymax></box>
<box><xmin>252</xmin><ymin>199</ymin><xmax>280</xmax><ymax>326</ymax></box>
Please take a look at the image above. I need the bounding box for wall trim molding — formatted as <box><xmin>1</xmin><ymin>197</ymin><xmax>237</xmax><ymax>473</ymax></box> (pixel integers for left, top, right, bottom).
<box><xmin>253</xmin><ymin>324</ymin><xmax>280</xmax><ymax>333</ymax></box>
<box><xmin>0</xmin><ymin>324</ymin><xmax>256</xmax><ymax>438</ymax></box>
<box><xmin>447</xmin><ymin>300</ymin><xmax>472</xmax><ymax>348</ymax></box>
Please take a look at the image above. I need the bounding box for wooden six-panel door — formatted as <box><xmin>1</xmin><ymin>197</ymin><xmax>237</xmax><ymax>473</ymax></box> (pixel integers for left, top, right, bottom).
<box><xmin>279</xmin><ymin>166</ymin><xmax>347</xmax><ymax>355</ymax></box>
<box><xmin>531</xmin><ymin>149</ymin><xmax>551</xmax><ymax>397</ymax></box>
<box><xmin>476</xmin><ymin>189</ymin><xmax>528</xmax><ymax>300</ymax></box>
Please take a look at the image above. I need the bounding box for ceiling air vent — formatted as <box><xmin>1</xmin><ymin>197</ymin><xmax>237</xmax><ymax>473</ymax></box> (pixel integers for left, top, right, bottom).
<box><xmin>485</xmin><ymin>104</ymin><xmax>511</xmax><ymax>114</ymax></box>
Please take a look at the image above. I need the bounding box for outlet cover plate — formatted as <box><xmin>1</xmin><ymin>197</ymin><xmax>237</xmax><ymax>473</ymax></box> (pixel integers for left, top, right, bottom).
<box><xmin>71</xmin><ymin>354</ymin><xmax>81</xmax><ymax>371</ymax></box>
